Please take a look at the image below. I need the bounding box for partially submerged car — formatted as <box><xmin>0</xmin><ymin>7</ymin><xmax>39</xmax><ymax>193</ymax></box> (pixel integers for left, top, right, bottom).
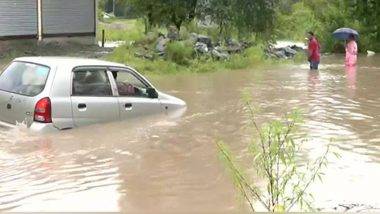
<box><xmin>0</xmin><ymin>57</ymin><xmax>186</xmax><ymax>132</ymax></box>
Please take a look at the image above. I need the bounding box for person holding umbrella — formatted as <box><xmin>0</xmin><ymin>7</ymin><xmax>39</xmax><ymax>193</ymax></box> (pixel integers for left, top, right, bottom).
<box><xmin>307</xmin><ymin>31</ymin><xmax>321</xmax><ymax>70</ymax></box>
<box><xmin>333</xmin><ymin>28</ymin><xmax>359</xmax><ymax>66</ymax></box>
<box><xmin>345</xmin><ymin>34</ymin><xmax>358</xmax><ymax>66</ymax></box>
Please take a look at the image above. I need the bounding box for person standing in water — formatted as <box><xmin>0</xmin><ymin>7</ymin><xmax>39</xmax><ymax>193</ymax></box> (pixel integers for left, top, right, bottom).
<box><xmin>307</xmin><ymin>31</ymin><xmax>321</xmax><ymax>70</ymax></box>
<box><xmin>345</xmin><ymin>34</ymin><xmax>358</xmax><ymax>66</ymax></box>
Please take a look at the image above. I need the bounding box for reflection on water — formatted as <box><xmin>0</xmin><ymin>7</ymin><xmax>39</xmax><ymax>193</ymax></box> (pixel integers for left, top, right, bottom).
<box><xmin>0</xmin><ymin>55</ymin><xmax>380</xmax><ymax>212</ymax></box>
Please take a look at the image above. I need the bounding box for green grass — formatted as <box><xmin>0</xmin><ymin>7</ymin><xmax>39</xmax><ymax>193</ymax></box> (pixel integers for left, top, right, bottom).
<box><xmin>97</xmin><ymin>19</ymin><xmax>145</xmax><ymax>42</ymax></box>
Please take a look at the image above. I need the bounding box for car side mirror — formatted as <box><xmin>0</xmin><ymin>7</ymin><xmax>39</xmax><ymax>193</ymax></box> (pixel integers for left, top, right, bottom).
<box><xmin>147</xmin><ymin>88</ymin><xmax>158</xmax><ymax>99</ymax></box>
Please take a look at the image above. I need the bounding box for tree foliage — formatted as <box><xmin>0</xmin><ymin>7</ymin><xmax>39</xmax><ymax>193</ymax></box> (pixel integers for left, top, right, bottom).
<box><xmin>233</xmin><ymin>0</ymin><xmax>277</xmax><ymax>36</ymax></box>
<box><xmin>126</xmin><ymin>0</ymin><xmax>278</xmax><ymax>37</ymax></box>
<box><xmin>127</xmin><ymin>0</ymin><xmax>198</xmax><ymax>32</ymax></box>
<box><xmin>198</xmin><ymin>0</ymin><xmax>278</xmax><ymax>38</ymax></box>
<box><xmin>109</xmin><ymin>0</ymin><xmax>379</xmax><ymax>50</ymax></box>
<box><xmin>276</xmin><ymin>0</ymin><xmax>380</xmax><ymax>52</ymax></box>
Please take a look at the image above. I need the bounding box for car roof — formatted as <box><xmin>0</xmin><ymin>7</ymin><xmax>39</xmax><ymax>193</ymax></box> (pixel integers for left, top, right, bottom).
<box><xmin>14</xmin><ymin>56</ymin><xmax>126</xmax><ymax>69</ymax></box>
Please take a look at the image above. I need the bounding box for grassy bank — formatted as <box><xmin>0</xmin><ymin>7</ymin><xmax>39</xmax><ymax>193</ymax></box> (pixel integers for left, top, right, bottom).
<box><xmin>97</xmin><ymin>19</ymin><xmax>145</xmax><ymax>42</ymax></box>
<box><xmin>100</xmin><ymin>19</ymin><xmax>298</xmax><ymax>74</ymax></box>
<box><xmin>108</xmin><ymin>43</ymin><xmax>276</xmax><ymax>74</ymax></box>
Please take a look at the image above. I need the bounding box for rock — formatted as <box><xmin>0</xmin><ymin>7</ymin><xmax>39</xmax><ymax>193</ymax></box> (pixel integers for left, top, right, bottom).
<box><xmin>226</xmin><ymin>38</ymin><xmax>244</xmax><ymax>54</ymax></box>
<box><xmin>197</xmin><ymin>35</ymin><xmax>213</xmax><ymax>48</ymax></box>
<box><xmin>226</xmin><ymin>38</ymin><xmax>238</xmax><ymax>46</ymax></box>
<box><xmin>290</xmin><ymin>45</ymin><xmax>304</xmax><ymax>52</ymax></box>
<box><xmin>274</xmin><ymin>40</ymin><xmax>307</xmax><ymax>50</ymax></box>
<box><xmin>367</xmin><ymin>50</ymin><xmax>375</xmax><ymax>57</ymax></box>
<box><xmin>212</xmin><ymin>46</ymin><xmax>230</xmax><ymax>60</ymax></box>
<box><xmin>156</xmin><ymin>36</ymin><xmax>169</xmax><ymax>55</ymax></box>
<box><xmin>194</xmin><ymin>42</ymin><xmax>209</xmax><ymax>54</ymax></box>
<box><xmin>226</xmin><ymin>45</ymin><xmax>244</xmax><ymax>54</ymax></box>
<box><xmin>167</xmin><ymin>25</ymin><xmax>179</xmax><ymax>41</ymax></box>
<box><xmin>265</xmin><ymin>42</ymin><xmax>300</xmax><ymax>59</ymax></box>
<box><xmin>274</xmin><ymin>49</ymin><xmax>287</xmax><ymax>59</ymax></box>
<box><xmin>190</xmin><ymin>33</ymin><xmax>199</xmax><ymax>43</ymax></box>
<box><xmin>283</xmin><ymin>46</ymin><xmax>297</xmax><ymax>57</ymax></box>
<box><xmin>189</xmin><ymin>33</ymin><xmax>213</xmax><ymax>48</ymax></box>
<box><xmin>240</xmin><ymin>41</ymin><xmax>253</xmax><ymax>50</ymax></box>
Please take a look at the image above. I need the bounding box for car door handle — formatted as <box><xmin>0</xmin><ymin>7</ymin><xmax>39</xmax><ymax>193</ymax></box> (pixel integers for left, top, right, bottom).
<box><xmin>78</xmin><ymin>103</ymin><xmax>87</xmax><ymax>109</ymax></box>
<box><xmin>125</xmin><ymin>103</ymin><xmax>133</xmax><ymax>110</ymax></box>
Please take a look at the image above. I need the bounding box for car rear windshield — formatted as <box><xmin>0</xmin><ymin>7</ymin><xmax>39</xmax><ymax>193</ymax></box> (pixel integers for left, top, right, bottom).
<box><xmin>0</xmin><ymin>61</ymin><xmax>50</xmax><ymax>96</ymax></box>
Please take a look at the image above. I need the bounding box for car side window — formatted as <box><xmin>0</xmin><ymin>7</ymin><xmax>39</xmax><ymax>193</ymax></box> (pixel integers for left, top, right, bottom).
<box><xmin>111</xmin><ymin>70</ymin><xmax>150</xmax><ymax>98</ymax></box>
<box><xmin>72</xmin><ymin>69</ymin><xmax>112</xmax><ymax>96</ymax></box>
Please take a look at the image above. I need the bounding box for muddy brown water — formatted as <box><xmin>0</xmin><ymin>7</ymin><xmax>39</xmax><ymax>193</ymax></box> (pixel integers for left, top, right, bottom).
<box><xmin>0</xmin><ymin>55</ymin><xmax>379</xmax><ymax>212</ymax></box>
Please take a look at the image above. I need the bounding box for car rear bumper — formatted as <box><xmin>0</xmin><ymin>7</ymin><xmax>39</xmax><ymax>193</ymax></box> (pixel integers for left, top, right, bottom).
<box><xmin>0</xmin><ymin>120</ymin><xmax>58</xmax><ymax>133</ymax></box>
<box><xmin>30</xmin><ymin>122</ymin><xmax>59</xmax><ymax>133</ymax></box>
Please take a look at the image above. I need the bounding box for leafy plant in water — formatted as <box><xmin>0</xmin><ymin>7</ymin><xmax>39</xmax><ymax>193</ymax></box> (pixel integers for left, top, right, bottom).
<box><xmin>217</xmin><ymin>93</ymin><xmax>334</xmax><ymax>212</ymax></box>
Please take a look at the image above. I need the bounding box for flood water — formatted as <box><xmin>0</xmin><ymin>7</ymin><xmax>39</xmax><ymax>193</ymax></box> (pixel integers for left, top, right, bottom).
<box><xmin>0</xmin><ymin>55</ymin><xmax>380</xmax><ymax>212</ymax></box>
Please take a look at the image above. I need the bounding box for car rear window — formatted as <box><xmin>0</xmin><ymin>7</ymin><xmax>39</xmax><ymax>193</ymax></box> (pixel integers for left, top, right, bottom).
<box><xmin>0</xmin><ymin>61</ymin><xmax>50</xmax><ymax>96</ymax></box>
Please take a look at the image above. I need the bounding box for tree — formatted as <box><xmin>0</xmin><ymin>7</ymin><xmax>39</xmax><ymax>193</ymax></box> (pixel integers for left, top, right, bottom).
<box><xmin>127</xmin><ymin>0</ymin><xmax>164</xmax><ymax>33</ymax></box>
<box><xmin>162</xmin><ymin>0</ymin><xmax>198</xmax><ymax>30</ymax></box>
<box><xmin>233</xmin><ymin>0</ymin><xmax>278</xmax><ymax>37</ymax></box>
<box><xmin>202</xmin><ymin>0</ymin><xmax>278</xmax><ymax>39</ymax></box>
<box><xmin>128</xmin><ymin>0</ymin><xmax>198</xmax><ymax>33</ymax></box>
<box><xmin>203</xmin><ymin>0</ymin><xmax>235</xmax><ymax>37</ymax></box>
<box><xmin>346</xmin><ymin>0</ymin><xmax>380</xmax><ymax>50</ymax></box>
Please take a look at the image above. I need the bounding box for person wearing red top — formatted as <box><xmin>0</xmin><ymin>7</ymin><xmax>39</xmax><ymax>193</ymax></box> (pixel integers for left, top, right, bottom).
<box><xmin>307</xmin><ymin>31</ymin><xmax>321</xmax><ymax>70</ymax></box>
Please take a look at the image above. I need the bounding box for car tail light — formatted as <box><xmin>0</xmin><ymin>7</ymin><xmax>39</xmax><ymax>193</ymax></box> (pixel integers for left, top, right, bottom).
<box><xmin>34</xmin><ymin>97</ymin><xmax>52</xmax><ymax>123</ymax></box>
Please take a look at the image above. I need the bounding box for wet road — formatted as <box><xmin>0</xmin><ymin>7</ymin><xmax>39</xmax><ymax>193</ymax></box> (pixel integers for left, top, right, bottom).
<box><xmin>0</xmin><ymin>55</ymin><xmax>379</xmax><ymax>212</ymax></box>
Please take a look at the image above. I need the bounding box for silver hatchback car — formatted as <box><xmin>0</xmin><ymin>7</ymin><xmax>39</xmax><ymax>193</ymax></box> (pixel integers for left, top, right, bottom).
<box><xmin>0</xmin><ymin>57</ymin><xmax>186</xmax><ymax>132</ymax></box>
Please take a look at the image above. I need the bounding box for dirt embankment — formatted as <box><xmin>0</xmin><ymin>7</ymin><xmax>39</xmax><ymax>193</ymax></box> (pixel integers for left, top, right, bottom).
<box><xmin>0</xmin><ymin>39</ymin><xmax>113</xmax><ymax>65</ymax></box>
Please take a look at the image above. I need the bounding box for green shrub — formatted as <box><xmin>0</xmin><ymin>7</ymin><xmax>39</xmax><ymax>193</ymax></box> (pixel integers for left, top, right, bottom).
<box><xmin>166</xmin><ymin>41</ymin><xmax>194</xmax><ymax>65</ymax></box>
<box><xmin>245</xmin><ymin>46</ymin><xmax>265</xmax><ymax>64</ymax></box>
<box><xmin>191</xmin><ymin>58</ymin><xmax>222</xmax><ymax>73</ymax></box>
<box><xmin>224</xmin><ymin>46</ymin><xmax>267</xmax><ymax>70</ymax></box>
<box><xmin>217</xmin><ymin>96</ymin><xmax>336</xmax><ymax>212</ymax></box>
<box><xmin>224</xmin><ymin>54</ymin><xmax>250</xmax><ymax>70</ymax></box>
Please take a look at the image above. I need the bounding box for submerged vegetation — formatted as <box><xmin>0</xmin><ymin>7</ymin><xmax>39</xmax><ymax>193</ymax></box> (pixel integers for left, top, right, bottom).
<box><xmin>216</xmin><ymin>94</ymin><xmax>336</xmax><ymax>212</ymax></box>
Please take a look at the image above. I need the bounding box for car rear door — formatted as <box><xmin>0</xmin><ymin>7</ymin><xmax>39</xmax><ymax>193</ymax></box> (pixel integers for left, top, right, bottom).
<box><xmin>70</xmin><ymin>67</ymin><xmax>119</xmax><ymax>127</ymax></box>
<box><xmin>0</xmin><ymin>61</ymin><xmax>51</xmax><ymax>126</ymax></box>
<box><xmin>108</xmin><ymin>68</ymin><xmax>164</xmax><ymax>121</ymax></box>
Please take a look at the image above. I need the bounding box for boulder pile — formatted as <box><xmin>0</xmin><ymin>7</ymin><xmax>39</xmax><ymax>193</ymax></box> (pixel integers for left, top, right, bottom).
<box><xmin>150</xmin><ymin>30</ymin><xmax>253</xmax><ymax>61</ymax></box>
<box><xmin>265</xmin><ymin>41</ymin><xmax>306</xmax><ymax>59</ymax></box>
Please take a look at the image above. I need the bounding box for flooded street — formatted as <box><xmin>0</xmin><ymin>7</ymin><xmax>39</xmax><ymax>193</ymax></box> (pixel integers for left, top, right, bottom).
<box><xmin>0</xmin><ymin>55</ymin><xmax>380</xmax><ymax>212</ymax></box>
